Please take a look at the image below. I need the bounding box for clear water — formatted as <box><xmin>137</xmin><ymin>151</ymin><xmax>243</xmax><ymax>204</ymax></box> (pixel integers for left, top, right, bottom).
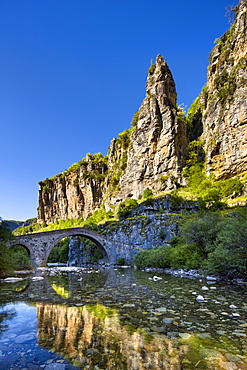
<box><xmin>0</xmin><ymin>267</ymin><xmax>246</xmax><ymax>369</ymax></box>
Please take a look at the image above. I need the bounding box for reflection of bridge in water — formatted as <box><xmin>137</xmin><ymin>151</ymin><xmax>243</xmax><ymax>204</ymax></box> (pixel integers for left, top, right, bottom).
<box><xmin>7</xmin><ymin>268</ymin><xmax>140</xmax><ymax>305</ymax></box>
<box><xmin>7</xmin><ymin>227</ymin><xmax>141</xmax><ymax>266</ymax></box>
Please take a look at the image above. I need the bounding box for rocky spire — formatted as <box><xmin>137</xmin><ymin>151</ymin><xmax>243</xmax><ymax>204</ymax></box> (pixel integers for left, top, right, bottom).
<box><xmin>108</xmin><ymin>54</ymin><xmax>187</xmax><ymax>203</ymax></box>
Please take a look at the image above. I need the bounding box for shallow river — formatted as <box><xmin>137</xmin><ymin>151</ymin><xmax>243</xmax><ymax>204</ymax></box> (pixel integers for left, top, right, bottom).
<box><xmin>0</xmin><ymin>267</ymin><xmax>247</xmax><ymax>370</ymax></box>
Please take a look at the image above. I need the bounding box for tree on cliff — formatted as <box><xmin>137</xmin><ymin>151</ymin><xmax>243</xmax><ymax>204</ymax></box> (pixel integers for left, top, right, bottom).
<box><xmin>0</xmin><ymin>221</ymin><xmax>14</xmax><ymax>271</ymax></box>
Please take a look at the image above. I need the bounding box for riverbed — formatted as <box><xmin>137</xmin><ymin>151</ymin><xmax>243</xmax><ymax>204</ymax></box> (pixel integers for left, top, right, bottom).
<box><xmin>0</xmin><ymin>267</ymin><xmax>246</xmax><ymax>369</ymax></box>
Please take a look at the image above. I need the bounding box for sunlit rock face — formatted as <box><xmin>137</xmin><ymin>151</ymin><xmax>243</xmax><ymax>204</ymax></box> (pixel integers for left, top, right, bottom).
<box><xmin>37</xmin><ymin>303</ymin><xmax>185</xmax><ymax>370</ymax></box>
<box><xmin>198</xmin><ymin>0</ymin><xmax>247</xmax><ymax>179</ymax></box>
<box><xmin>37</xmin><ymin>156</ymin><xmax>107</xmax><ymax>224</ymax></box>
<box><xmin>107</xmin><ymin>55</ymin><xmax>187</xmax><ymax>204</ymax></box>
<box><xmin>37</xmin><ymin>55</ymin><xmax>187</xmax><ymax>224</ymax></box>
<box><xmin>37</xmin><ymin>1</ymin><xmax>247</xmax><ymax>224</ymax></box>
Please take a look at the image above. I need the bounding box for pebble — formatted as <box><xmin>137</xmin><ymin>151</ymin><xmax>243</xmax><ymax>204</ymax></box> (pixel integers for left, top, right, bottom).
<box><xmin>230</xmin><ymin>313</ymin><xmax>240</xmax><ymax>318</ymax></box>
<box><xmin>163</xmin><ymin>318</ymin><xmax>173</xmax><ymax>324</ymax></box>
<box><xmin>152</xmin><ymin>276</ymin><xmax>162</xmax><ymax>281</ymax></box>
<box><xmin>206</xmin><ymin>276</ymin><xmax>217</xmax><ymax>281</ymax></box>
<box><xmin>196</xmin><ymin>295</ymin><xmax>205</xmax><ymax>302</ymax></box>
<box><xmin>4</xmin><ymin>277</ymin><xmax>25</xmax><ymax>283</ymax></box>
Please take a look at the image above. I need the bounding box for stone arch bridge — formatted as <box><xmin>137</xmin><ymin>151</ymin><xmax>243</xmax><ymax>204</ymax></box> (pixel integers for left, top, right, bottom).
<box><xmin>7</xmin><ymin>228</ymin><xmax>140</xmax><ymax>267</ymax></box>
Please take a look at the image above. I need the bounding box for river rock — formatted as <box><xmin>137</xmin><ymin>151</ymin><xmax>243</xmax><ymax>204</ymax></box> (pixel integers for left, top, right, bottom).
<box><xmin>196</xmin><ymin>295</ymin><xmax>205</xmax><ymax>302</ymax></box>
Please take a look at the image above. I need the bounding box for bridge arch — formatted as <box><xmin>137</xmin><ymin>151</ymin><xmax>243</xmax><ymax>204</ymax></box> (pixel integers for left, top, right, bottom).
<box><xmin>44</xmin><ymin>229</ymin><xmax>109</xmax><ymax>265</ymax></box>
<box><xmin>6</xmin><ymin>241</ymin><xmax>34</xmax><ymax>261</ymax></box>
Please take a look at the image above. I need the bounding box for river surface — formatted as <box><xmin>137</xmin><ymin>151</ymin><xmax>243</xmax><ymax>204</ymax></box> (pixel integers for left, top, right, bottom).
<box><xmin>0</xmin><ymin>267</ymin><xmax>246</xmax><ymax>370</ymax></box>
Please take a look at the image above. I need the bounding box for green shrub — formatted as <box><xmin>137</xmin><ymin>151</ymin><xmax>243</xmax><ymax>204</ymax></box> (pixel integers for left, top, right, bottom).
<box><xmin>158</xmin><ymin>228</ymin><xmax>167</xmax><ymax>240</ymax></box>
<box><xmin>83</xmin><ymin>237</ymin><xmax>103</xmax><ymax>263</ymax></box>
<box><xmin>180</xmin><ymin>212</ymin><xmax>222</xmax><ymax>256</ymax></box>
<box><xmin>117</xmin><ymin>199</ymin><xmax>138</xmax><ymax>219</ymax></box>
<box><xmin>170</xmin><ymin>191</ymin><xmax>185</xmax><ymax>208</ymax></box>
<box><xmin>131</xmin><ymin>112</ymin><xmax>139</xmax><ymax>128</ymax></box>
<box><xmin>133</xmin><ymin>246</ymin><xmax>172</xmax><ymax>269</ymax></box>
<box><xmin>0</xmin><ymin>224</ymin><xmax>16</xmax><ymax>272</ymax></box>
<box><xmin>214</xmin><ymin>69</ymin><xmax>236</xmax><ymax>104</ymax></box>
<box><xmin>9</xmin><ymin>245</ymin><xmax>33</xmax><ymax>270</ymax></box>
<box><xmin>48</xmin><ymin>237</ymin><xmax>69</xmax><ymax>263</ymax></box>
<box><xmin>148</xmin><ymin>64</ymin><xmax>156</xmax><ymax>75</ymax></box>
<box><xmin>117</xmin><ymin>258</ymin><xmax>125</xmax><ymax>266</ymax></box>
<box><xmin>142</xmin><ymin>187</ymin><xmax>153</xmax><ymax>199</ymax></box>
<box><xmin>168</xmin><ymin>243</ymin><xmax>203</xmax><ymax>270</ymax></box>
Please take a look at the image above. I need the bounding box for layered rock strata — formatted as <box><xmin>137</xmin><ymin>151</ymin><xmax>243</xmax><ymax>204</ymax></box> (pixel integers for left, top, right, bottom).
<box><xmin>37</xmin><ymin>1</ymin><xmax>247</xmax><ymax>224</ymax></box>
<box><xmin>38</xmin><ymin>154</ymin><xmax>107</xmax><ymax>223</ymax></box>
<box><xmin>37</xmin><ymin>55</ymin><xmax>187</xmax><ymax>224</ymax></box>
<box><xmin>193</xmin><ymin>0</ymin><xmax>247</xmax><ymax>178</ymax></box>
<box><xmin>107</xmin><ymin>55</ymin><xmax>187</xmax><ymax>204</ymax></box>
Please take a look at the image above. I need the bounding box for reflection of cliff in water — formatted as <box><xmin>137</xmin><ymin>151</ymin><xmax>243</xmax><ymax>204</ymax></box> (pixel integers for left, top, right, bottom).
<box><xmin>37</xmin><ymin>303</ymin><xmax>184</xmax><ymax>370</ymax></box>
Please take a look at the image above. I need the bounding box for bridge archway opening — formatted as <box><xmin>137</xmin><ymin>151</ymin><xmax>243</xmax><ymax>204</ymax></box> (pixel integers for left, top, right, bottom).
<box><xmin>8</xmin><ymin>244</ymin><xmax>33</xmax><ymax>270</ymax></box>
<box><xmin>47</xmin><ymin>234</ymin><xmax>109</xmax><ymax>266</ymax></box>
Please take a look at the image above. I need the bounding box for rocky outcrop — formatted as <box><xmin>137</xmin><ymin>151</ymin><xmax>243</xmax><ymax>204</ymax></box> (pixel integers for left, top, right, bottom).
<box><xmin>100</xmin><ymin>195</ymin><xmax>197</xmax><ymax>250</ymax></box>
<box><xmin>38</xmin><ymin>154</ymin><xmax>107</xmax><ymax>224</ymax></box>
<box><xmin>37</xmin><ymin>56</ymin><xmax>187</xmax><ymax>224</ymax></box>
<box><xmin>191</xmin><ymin>0</ymin><xmax>247</xmax><ymax>179</ymax></box>
<box><xmin>107</xmin><ymin>55</ymin><xmax>187</xmax><ymax>205</ymax></box>
<box><xmin>37</xmin><ymin>1</ymin><xmax>247</xmax><ymax>224</ymax></box>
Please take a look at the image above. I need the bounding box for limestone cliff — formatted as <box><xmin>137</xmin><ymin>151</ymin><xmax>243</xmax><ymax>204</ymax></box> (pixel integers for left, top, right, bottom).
<box><xmin>38</xmin><ymin>154</ymin><xmax>107</xmax><ymax>224</ymax></box>
<box><xmin>189</xmin><ymin>0</ymin><xmax>247</xmax><ymax>178</ymax></box>
<box><xmin>37</xmin><ymin>0</ymin><xmax>247</xmax><ymax>224</ymax></box>
<box><xmin>37</xmin><ymin>55</ymin><xmax>187</xmax><ymax>224</ymax></box>
<box><xmin>107</xmin><ymin>55</ymin><xmax>187</xmax><ymax>205</ymax></box>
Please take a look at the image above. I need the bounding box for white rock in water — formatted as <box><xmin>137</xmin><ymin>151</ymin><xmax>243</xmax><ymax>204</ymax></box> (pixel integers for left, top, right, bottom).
<box><xmin>229</xmin><ymin>304</ymin><xmax>237</xmax><ymax>309</ymax></box>
<box><xmin>4</xmin><ymin>277</ymin><xmax>25</xmax><ymax>282</ymax></box>
<box><xmin>153</xmin><ymin>276</ymin><xmax>162</xmax><ymax>281</ymax></box>
<box><xmin>202</xmin><ymin>286</ymin><xmax>209</xmax><ymax>290</ymax></box>
<box><xmin>32</xmin><ymin>276</ymin><xmax>44</xmax><ymax>280</ymax></box>
<box><xmin>196</xmin><ymin>295</ymin><xmax>205</xmax><ymax>302</ymax></box>
<box><xmin>206</xmin><ymin>276</ymin><xmax>217</xmax><ymax>281</ymax></box>
<box><xmin>230</xmin><ymin>313</ymin><xmax>240</xmax><ymax>318</ymax></box>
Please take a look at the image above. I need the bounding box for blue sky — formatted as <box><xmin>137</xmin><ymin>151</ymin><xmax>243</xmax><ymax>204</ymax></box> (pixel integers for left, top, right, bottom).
<box><xmin>0</xmin><ymin>0</ymin><xmax>238</xmax><ymax>221</ymax></box>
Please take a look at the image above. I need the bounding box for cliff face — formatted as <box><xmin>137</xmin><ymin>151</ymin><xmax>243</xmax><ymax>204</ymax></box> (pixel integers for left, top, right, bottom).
<box><xmin>38</xmin><ymin>154</ymin><xmax>107</xmax><ymax>224</ymax></box>
<box><xmin>108</xmin><ymin>55</ymin><xmax>187</xmax><ymax>204</ymax></box>
<box><xmin>37</xmin><ymin>55</ymin><xmax>187</xmax><ymax>224</ymax></box>
<box><xmin>192</xmin><ymin>0</ymin><xmax>247</xmax><ymax>178</ymax></box>
<box><xmin>37</xmin><ymin>0</ymin><xmax>247</xmax><ymax>224</ymax></box>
